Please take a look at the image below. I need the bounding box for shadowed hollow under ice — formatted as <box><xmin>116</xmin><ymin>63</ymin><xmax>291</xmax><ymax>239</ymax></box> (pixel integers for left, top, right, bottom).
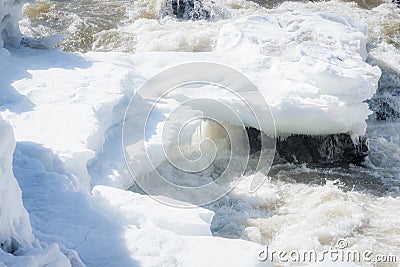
<box><xmin>1</xmin><ymin>0</ymin><xmax>400</xmax><ymax>266</ymax></box>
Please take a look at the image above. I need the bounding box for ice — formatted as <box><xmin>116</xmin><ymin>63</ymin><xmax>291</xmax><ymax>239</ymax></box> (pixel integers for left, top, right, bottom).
<box><xmin>0</xmin><ymin>4</ymin><xmax>73</xmax><ymax>264</ymax></box>
<box><xmin>0</xmin><ymin>115</ymin><xmax>34</xmax><ymax>252</ymax></box>
<box><xmin>0</xmin><ymin>4</ymin><xmax>384</xmax><ymax>266</ymax></box>
<box><xmin>0</xmin><ymin>0</ymin><xmax>26</xmax><ymax>48</ymax></box>
<box><xmin>92</xmin><ymin>185</ymin><xmax>214</xmax><ymax>236</ymax></box>
<box><xmin>21</xmin><ymin>35</ymin><xmax>66</xmax><ymax>50</ymax></box>
<box><xmin>92</xmin><ymin>186</ymin><xmax>269</xmax><ymax>267</ymax></box>
<box><xmin>117</xmin><ymin>12</ymin><xmax>381</xmax><ymax>139</ymax></box>
<box><xmin>369</xmin><ymin>42</ymin><xmax>400</xmax><ymax>75</ymax></box>
<box><xmin>216</xmin><ymin>13</ymin><xmax>381</xmax><ymax>136</ymax></box>
<box><xmin>0</xmin><ymin>116</ymin><xmax>71</xmax><ymax>266</ymax></box>
<box><xmin>2</xmin><ymin>50</ymin><xmax>131</xmax><ymax>191</ymax></box>
<box><xmin>1</xmin><ymin>49</ymin><xmax>271</xmax><ymax>266</ymax></box>
<box><xmin>0</xmin><ymin>244</ymin><xmax>71</xmax><ymax>267</ymax></box>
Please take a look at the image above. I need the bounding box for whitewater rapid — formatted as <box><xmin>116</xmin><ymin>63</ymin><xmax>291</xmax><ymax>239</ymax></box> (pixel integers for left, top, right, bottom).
<box><xmin>6</xmin><ymin>0</ymin><xmax>400</xmax><ymax>266</ymax></box>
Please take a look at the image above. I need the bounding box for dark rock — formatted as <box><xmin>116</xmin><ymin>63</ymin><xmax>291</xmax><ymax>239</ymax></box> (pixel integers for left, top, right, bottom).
<box><xmin>246</xmin><ymin>126</ymin><xmax>262</xmax><ymax>153</ymax></box>
<box><xmin>245</xmin><ymin>127</ymin><xmax>368</xmax><ymax>166</ymax></box>
<box><xmin>164</xmin><ymin>0</ymin><xmax>211</xmax><ymax>20</ymax></box>
<box><xmin>275</xmin><ymin>134</ymin><xmax>368</xmax><ymax>166</ymax></box>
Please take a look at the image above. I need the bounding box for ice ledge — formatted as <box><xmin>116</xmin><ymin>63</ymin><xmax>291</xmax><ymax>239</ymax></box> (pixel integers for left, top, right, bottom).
<box><xmin>216</xmin><ymin>12</ymin><xmax>381</xmax><ymax>137</ymax></box>
<box><xmin>0</xmin><ymin>0</ymin><xmax>27</xmax><ymax>48</ymax></box>
<box><xmin>3</xmin><ymin>11</ymin><xmax>381</xmax><ymax>190</ymax></box>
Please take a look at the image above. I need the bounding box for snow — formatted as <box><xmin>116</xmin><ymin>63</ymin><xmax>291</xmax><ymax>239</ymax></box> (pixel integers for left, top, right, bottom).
<box><xmin>92</xmin><ymin>186</ymin><xmax>214</xmax><ymax>236</ymax></box>
<box><xmin>10</xmin><ymin>142</ymin><xmax>270</xmax><ymax>266</ymax></box>
<box><xmin>92</xmin><ymin>186</ymin><xmax>267</xmax><ymax>267</ymax></box>
<box><xmin>0</xmin><ymin>115</ymin><xmax>33</xmax><ymax>252</ymax></box>
<box><xmin>0</xmin><ymin>5</ymin><xmax>382</xmax><ymax>267</ymax></box>
<box><xmin>0</xmin><ymin>0</ymin><xmax>24</xmax><ymax>48</ymax></box>
<box><xmin>2</xmin><ymin>50</ymin><xmax>131</xmax><ymax>191</ymax></box>
<box><xmin>369</xmin><ymin>42</ymin><xmax>400</xmax><ymax>75</ymax></box>
<box><xmin>216</xmin><ymin>12</ymin><xmax>381</xmax><ymax>136</ymax></box>
<box><xmin>0</xmin><ymin>115</ymin><xmax>71</xmax><ymax>266</ymax></box>
<box><xmin>1</xmin><ymin>50</ymin><xmax>271</xmax><ymax>266</ymax></box>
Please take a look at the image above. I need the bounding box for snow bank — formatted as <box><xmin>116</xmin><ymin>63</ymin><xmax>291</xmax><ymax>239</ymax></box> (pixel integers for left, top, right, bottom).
<box><xmin>92</xmin><ymin>186</ymin><xmax>270</xmax><ymax>267</ymax></box>
<box><xmin>92</xmin><ymin>186</ymin><xmax>213</xmax><ymax>236</ymax></box>
<box><xmin>0</xmin><ymin>244</ymin><xmax>70</xmax><ymax>267</ymax></box>
<box><xmin>0</xmin><ymin>116</ymin><xmax>71</xmax><ymax>266</ymax></box>
<box><xmin>3</xmin><ymin>50</ymin><xmax>131</xmax><ymax>191</ymax></box>
<box><xmin>0</xmin><ymin>115</ymin><xmax>33</xmax><ymax>253</ymax></box>
<box><xmin>0</xmin><ymin>0</ymin><xmax>26</xmax><ymax>48</ymax></box>
<box><xmin>3</xmin><ymin>49</ymin><xmax>271</xmax><ymax>266</ymax></box>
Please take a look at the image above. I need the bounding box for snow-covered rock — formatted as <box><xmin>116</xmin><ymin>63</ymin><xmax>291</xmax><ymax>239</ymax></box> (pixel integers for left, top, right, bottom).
<box><xmin>0</xmin><ymin>2</ymin><xmax>76</xmax><ymax>265</ymax></box>
<box><xmin>0</xmin><ymin>115</ymin><xmax>33</xmax><ymax>253</ymax></box>
<box><xmin>0</xmin><ymin>116</ymin><xmax>71</xmax><ymax>266</ymax></box>
<box><xmin>216</xmin><ymin>12</ymin><xmax>381</xmax><ymax>136</ymax></box>
<box><xmin>0</xmin><ymin>0</ymin><xmax>26</xmax><ymax>48</ymax></box>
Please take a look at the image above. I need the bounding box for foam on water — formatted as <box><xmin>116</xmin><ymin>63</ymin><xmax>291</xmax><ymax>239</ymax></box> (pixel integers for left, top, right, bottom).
<box><xmin>21</xmin><ymin>0</ymin><xmax>400</xmax><ymax>54</ymax></box>
<box><xmin>208</xmin><ymin>89</ymin><xmax>400</xmax><ymax>266</ymax></box>
<box><xmin>20</xmin><ymin>0</ymin><xmax>262</xmax><ymax>52</ymax></box>
<box><xmin>206</xmin><ymin>122</ymin><xmax>400</xmax><ymax>267</ymax></box>
<box><xmin>228</xmin><ymin>178</ymin><xmax>400</xmax><ymax>261</ymax></box>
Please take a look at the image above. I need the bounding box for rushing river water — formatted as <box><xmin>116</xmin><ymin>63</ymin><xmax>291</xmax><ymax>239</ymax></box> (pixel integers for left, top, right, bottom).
<box><xmin>22</xmin><ymin>0</ymin><xmax>400</xmax><ymax>265</ymax></box>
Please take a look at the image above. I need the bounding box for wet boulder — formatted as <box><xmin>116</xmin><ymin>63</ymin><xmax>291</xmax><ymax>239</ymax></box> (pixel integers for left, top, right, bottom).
<box><xmin>245</xmin><ymin>127</ymin><xmax>369</xmax><ymax>166</ymax></box>
<box><xmin>164</xmin><ymin>0</ymin><xmax>211</xmax><ymax>20</ymax></box>
<box><xmin>275</xmin><ymin>134</ymin><xmax>369</xmax><ymax>166</ymax></box>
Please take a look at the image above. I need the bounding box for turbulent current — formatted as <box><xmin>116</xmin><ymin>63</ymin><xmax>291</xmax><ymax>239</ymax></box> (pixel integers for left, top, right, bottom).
<box><xmin>21</xmin><ymin>0</ymin><xmax>400</xmax><ymax>265</ymax></box>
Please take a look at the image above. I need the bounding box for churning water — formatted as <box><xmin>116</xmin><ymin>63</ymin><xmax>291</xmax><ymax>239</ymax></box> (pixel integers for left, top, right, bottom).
<box><xmin>22</xmin><ymin>0</ymin><xmax>400</xmax><ymax>265</ymax></box>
